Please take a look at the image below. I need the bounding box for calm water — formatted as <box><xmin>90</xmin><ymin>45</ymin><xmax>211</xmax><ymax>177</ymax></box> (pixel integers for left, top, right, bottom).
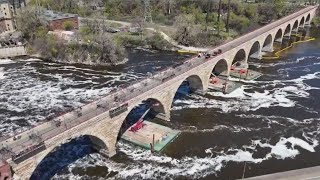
<box><xmin>1</xmin><ymin>27</ymin><xmax>320</xmax><ymax>180</ymax></box>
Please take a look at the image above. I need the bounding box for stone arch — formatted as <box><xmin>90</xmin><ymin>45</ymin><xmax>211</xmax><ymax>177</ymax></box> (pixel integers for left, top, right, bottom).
<box><xmin>306</xmin><ymin>13</ymin><xmax>311</xmax><ymax>24</ymax></box>
<box><xmin>292</xmin><ymin>20</ymin><xmax>299</xmax><ymax>32</ymax></box>
<box><xmin>299</xmin><ymin>16</ymin><xmax>305</xmax><ymax>27</ymax></box>
<box><xmin>118</xmin><ymin>97</ymin><xmax>167</xmax><ymax>137</ymax></box>
<box><xmin>184</xmin><ymin>74</ymin><xmax>204</xmax><ymax>93</ymax></box>
<box><xmin>274</xmin><ymin>28</ymin><xmax>283</xmax><ymax>43</ymax></box>
<box><xmin>232</xmin><ymin>49</ymin><xmax>247</xmax><ymax>66</ymax></box>
<box><xmin>284</xmin><ymin>24</ymin><xmax>291</xmax><ymax>37</ymax></box>
<box><xmin>211</xmin><ymin>59</ymin><xmax>229</xmax><ymax>77</ymax></box>
<box><xmin>248</xmin><ymin>41</ymin><xmax>261</xmax><ymax>59</ymax></box>
<box><xmin>30</xmin><ymin>135</ymin><xmax>109</xmax><ymax>180</ymax></box>
<box><xmin>170</xmin><ymin>74</ymin><xmax>205</xmax><ymax>104</ymax></box>
<box><xmin>262</xmin><ymin>34</ymin><xmax>273</xmax><ymax>52</ymax></box>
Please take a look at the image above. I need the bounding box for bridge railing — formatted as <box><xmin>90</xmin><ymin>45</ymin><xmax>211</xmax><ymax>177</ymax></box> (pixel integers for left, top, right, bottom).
<box><xmin>2</xmin><ymin>5</ymin><xmax>317</xmax><ymax>158</ymax></box>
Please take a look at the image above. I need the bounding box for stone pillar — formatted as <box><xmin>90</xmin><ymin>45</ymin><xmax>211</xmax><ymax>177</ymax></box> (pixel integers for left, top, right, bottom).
<box><xmin>262</xmin><ymin>44</ymin><xmax>274</xmax><ymax>52</ymax></box>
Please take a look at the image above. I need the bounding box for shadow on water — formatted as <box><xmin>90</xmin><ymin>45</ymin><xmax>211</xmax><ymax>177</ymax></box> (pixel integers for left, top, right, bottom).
<box><xmin>30</xmin><ymin>136</ymin><xmax>98</xmax><ymax>180</ymax></box>
<box><xmin>173</xmin><ymin>81</ymin><xmax>191</xmax><ymax>100</ymax></box>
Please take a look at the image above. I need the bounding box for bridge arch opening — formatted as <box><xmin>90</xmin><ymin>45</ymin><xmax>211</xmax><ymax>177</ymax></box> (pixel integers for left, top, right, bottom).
<box><xmin>262</xmin><ymin>34</ymin><xmax>273</xmax><ymax>52</ymax></box>
<box><xmin>211</xmin><ymin>59</ymin><xmax>228</xmax><ymax>77</ymax></box>
<box><xmin>172</xmin><ymin>75</ymin><xmax>204</xmax><ymax>102</ymax></box>
<box><xmin>274</xmin><ymin>29</ymin><xmax>283</xmax><ymax>43</ymax></box>
<box><xmin>248</xmin><ymin>41</ymin><xmax>261</xmax><ymax>60</ymax></box>
<box><xmin>30</xmin><ymin>135</ymin><xmax>108</xmax><ymax>180</ymax></box>
<box><xmin>292</xmin><ymin>20</ymin><xmax>299</xmax><ymax>32</ymax></box>
<box><xmin>118</xmin><ymin>98</ymin><xmax>166</xmax><ymax>138</ymax></box>
<box><xmin>232</xmin><ymin>49</ymin><xmax>247</xmax><ymax>68</ymax></box>
<box><xmin>284</xmin><ymin>24</ymin><xmax>291</xmax><ymax>37</ymax></box>
<box><xmin>306</xmin><ymin>14</ymin><xmax>311</xmax><ymax>24</ymax></box>
<box><xmin>299</xmin><ymin>17</ymin><xmax>305</xmax><ymax>27</ymax></box>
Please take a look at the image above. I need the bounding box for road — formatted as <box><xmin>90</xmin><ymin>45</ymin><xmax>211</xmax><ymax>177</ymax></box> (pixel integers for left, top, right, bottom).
<box><xmin>0</xmin><ymin>5</ymin><xmax>317</xmax><ymax>162</ymax></box>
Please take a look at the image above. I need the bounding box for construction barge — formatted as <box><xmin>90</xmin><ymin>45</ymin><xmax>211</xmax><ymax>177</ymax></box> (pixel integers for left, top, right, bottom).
<box><xmin>121</xmin><ymin>109</ymin><xmax>180</xmax><ymax>152</ymax></box>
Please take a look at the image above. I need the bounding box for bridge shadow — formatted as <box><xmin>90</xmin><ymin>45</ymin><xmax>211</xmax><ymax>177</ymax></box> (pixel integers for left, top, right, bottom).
<box><xmin>173</xmin><ymin>81</ymin><xmax>191</xmax><ymax>100</ymax></box>
<box><xmin>30</xmin><ymin>136</ymin><xmax>101</xmax><ymax>180</ymax></box>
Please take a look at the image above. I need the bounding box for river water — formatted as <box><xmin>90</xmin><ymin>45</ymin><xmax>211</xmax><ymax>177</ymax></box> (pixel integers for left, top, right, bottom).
<box><xmin>1</xmin><ymin>27</ymin><xmax>320</xmax><ymax>180</ymax></box>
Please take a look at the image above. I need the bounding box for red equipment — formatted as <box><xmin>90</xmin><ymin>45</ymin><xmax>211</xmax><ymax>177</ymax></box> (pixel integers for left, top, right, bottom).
<box><xmin>239</xmin><ymin>69</ymin><xmax>247</xmax><ymax>74</ymax></box>
<box><xmin>211</xmin><ymin>78</ymin><xmax>218</xmax><ymax>84</ymax></box>
<box><xmin>129</xmin><ymin>120</ymin><xmax>146</xmax><ymax>132</ymax></box>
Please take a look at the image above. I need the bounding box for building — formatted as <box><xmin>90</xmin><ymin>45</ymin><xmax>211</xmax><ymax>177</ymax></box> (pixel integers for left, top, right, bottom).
<box><xmin>0</xmin><ymin>3</ymin><xmax>15</xmax><ymax>31</ymax></box>
<box><xmin>42</xmin><ymin>10</ymin><xmax>79</xmax><ymax>31</ymax></box>
<box><xmin>48</xmin><ymin>30</ymin><xmax>76</xmax><ymax>42</ymax></box>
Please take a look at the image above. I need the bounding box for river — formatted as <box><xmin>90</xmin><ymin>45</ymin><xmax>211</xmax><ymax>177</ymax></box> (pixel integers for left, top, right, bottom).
<box><xmin>1</xmin><ymin>27</ymin><xmax>320</xmax><ymax>180</ymax></box>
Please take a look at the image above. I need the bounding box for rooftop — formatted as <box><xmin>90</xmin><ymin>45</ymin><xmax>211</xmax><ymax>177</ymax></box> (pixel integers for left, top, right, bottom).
<box><xmin>42</xmin><ymin>10</ymin><xmax>77</xmax><ymax>21</ymax></box>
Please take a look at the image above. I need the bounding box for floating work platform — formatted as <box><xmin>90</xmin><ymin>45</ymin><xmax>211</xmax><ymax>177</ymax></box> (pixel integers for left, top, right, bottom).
<box><xmin>208</xmin><ymin>76</ymin><xmax>242</xmax><ymax>94</ymax></box>
<box><xmin>121</xmin><ymin>121</ymin><xmax>180</xmax><ymax>152</ymax></box>
<box><xmin>230</xmin><ymin>69</ymin><xmax>262</xmax><ymax>81</ymax></box>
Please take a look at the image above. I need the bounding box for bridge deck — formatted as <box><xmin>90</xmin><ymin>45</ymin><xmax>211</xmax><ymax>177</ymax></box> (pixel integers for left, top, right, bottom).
<box><xmin>0</xmin><ymin>5</ymin><xmax>317</xmax><ymax>161</ymax></box>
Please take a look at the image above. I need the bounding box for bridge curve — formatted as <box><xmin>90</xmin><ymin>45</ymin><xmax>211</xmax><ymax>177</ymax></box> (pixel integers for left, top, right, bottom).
<box><xmin>0</xmin><ymin>5</ymin><xmax>318</xmax><ymax>179</ymax></box>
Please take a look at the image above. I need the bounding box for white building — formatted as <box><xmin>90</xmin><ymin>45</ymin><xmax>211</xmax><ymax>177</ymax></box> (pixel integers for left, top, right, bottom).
<box><xmin>0</xmin><ymin>3</ymin><xmax>15</xmax><ymax>32</ymax></box>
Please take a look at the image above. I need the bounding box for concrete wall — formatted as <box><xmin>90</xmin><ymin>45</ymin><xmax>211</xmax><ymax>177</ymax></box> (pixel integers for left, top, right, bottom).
<box><xmin>10</xmin><ymin>6</ymin><xmax>318</xmax><ymax>180</ymax></box>
<box><xmin>0</xmin><ymin>45</ymin><xmax>26</xmax><ymax>58</ymax></box>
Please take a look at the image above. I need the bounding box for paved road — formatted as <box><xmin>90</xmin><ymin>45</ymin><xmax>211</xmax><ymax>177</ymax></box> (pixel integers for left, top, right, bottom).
<box><xmin>244</xmin><ymin>166</ymin><xmax>320</xmax><ymax>180</ymax></box>
<box><xmin>0</xmin><ymin>5</ymin><xmax>317</xmax><ymax>161</ymax></box>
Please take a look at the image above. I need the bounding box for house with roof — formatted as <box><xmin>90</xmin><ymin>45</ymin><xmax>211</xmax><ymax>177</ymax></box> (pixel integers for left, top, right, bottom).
<box><xmin>41</xmin><ymin>10</ymin><xmax>79</xmax><ymax>31</ymax></box>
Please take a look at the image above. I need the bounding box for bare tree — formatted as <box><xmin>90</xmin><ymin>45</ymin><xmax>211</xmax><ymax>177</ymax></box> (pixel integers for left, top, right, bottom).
<box><xmin>132</xmin><ymin>17</ymin><xmax>145</xmax><ymax>39</ymax></box>
<box><xmin>226</xmin><ymin>0</ymin><xmax>231</xmax><ymax>33</ymax></box>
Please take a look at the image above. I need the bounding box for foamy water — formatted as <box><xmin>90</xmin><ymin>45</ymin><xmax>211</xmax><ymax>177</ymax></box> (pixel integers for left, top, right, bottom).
<box><xmin>50</xmin><ymin>132</ymin><xmax>319</xmax><ymax>180</ymax></box>
<box><xmin>2</xmin><ymin>46</ymin><xmax>320</xmax><ymax>179</ymax></box>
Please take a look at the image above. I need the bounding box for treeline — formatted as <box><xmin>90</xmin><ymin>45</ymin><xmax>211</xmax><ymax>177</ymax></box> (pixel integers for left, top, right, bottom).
<box><xmin>17</xmin><ymin>8</ymin><xmax>126</xmax><ymax>65</ymax></box>
<box><xmin>28</xmin><ymin>0</ymin><xmax>307</xmax><ymax>48</ymax></box>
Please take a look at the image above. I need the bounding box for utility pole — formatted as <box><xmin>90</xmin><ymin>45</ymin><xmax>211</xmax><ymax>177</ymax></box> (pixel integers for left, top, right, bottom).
<box><xmin>144</xmin><ymin>0</ymin><xmax>152</xmax><ymax>23</ymax></box>
<box><xmin>226</xmin><ymin>0</ymin><xmax>231</xmax><ymax>33</ymax></box>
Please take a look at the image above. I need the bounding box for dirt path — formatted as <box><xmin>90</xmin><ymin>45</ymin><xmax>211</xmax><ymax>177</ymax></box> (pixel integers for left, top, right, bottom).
<box><xmin>79</xmin><ymin>17</ymin><xmax>208</xmax><ymax>52</ymax></box>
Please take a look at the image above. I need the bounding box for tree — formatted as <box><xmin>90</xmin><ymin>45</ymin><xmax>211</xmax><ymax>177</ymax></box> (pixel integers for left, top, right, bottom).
<box><xmin>226</xmin><ymin>0</ymin><xmax>231</xmax><ymax>33</ymax></box>
<box><xmin>16</xmin><ymin>7</ymin><xmax>42</xmax><ymax>40</ymax></box>
<box><xmin>205</xmin><ymin>0</ymin><xmax>212</xmax><ymax>31</ymax></box>
<box><xmin>174</xmin><ymin>14</ymin><xmax>195</xmax><ymax>45</ymax></box>
<box><xmin>132</xmin><ymin>17</ymin><xmax>145</xmax><ymax>39</ymax></box>
<box><xmin>274</xmin><ymin>0</ymin><xmax>285</xmax><ymax>18</ymax></box>
<box><xmin>217</xmin><ymin>0</ymin><xmax>222</xmax><ymax>34</ymax></box>
<box><xmin>63</xmin><ymin>21</ymin><xmax>73</xmax><ymax>31</ymax></box>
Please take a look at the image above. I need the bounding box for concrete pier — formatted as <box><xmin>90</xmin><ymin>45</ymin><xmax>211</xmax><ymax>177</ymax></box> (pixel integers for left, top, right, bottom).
<box><xmin>121</xmin><ymin>121</ymin><xmax>180</xmax><ymax>152</ymax></box>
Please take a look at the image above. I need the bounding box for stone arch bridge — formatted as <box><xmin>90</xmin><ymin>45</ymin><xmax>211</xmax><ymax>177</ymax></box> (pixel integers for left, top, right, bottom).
<box><xmin>0</xmin><ymin>5</ymin><xmax>317</xmax><ymax>180</ymax></box>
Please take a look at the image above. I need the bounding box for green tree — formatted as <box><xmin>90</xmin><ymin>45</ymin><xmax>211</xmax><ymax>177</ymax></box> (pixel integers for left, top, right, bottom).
<box><xmin>16</xmin><ymin>8</ymin><xmax>42</xmax><ymax>40</ymax></box>
<box><xmin>63</xmin><ymin>21</ymin><xmax>74</xmax><ymax>31</ymax></box>
<box><xmin>274</xmin><ymin>0</ymin><xmax>285</xmax><ymax>18</ymax></box>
